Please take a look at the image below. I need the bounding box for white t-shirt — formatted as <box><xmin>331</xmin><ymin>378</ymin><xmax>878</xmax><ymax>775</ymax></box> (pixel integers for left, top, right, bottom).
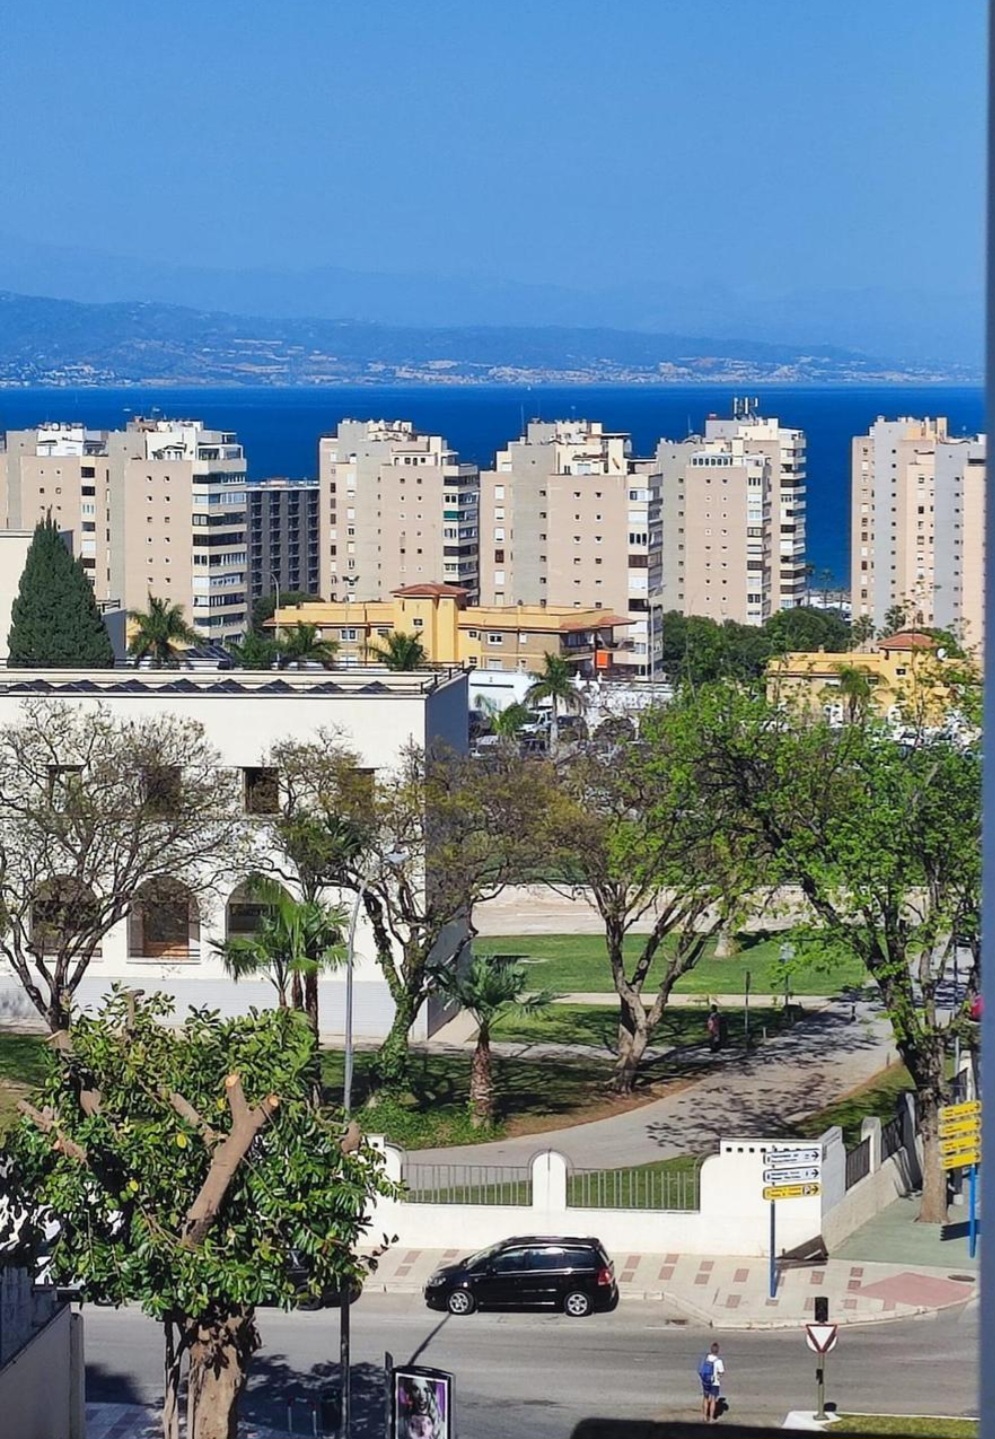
<box><xmin>708</xmin><ymin>1357</ymin><xmax>725</xmax><ymax>1387</ymax></box>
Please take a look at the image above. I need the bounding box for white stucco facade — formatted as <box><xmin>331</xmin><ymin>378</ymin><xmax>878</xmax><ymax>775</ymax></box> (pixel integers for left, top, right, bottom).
<box><xmin>0</xmin><ymin>666</ymin><xmax>469</xmax><ymax>1040</ymax></box>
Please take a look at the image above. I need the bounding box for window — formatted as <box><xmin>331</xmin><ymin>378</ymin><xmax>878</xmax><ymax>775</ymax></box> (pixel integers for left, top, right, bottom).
<box><xmin>243</xmin><ymin>767</ymin><xmax>279</xmax><ymax>815</ymax></box>
<box><xmin>467</xmin><ymin>629</ymin><xmax>478</xmax><ymax>638</ymax></box>
<box><xmin>141</xmin><ymin>764</ymin><xmax>183</xmax><ymax>816</ymax></box>
<box><xmin>47</xmin><ymin>764</ymin><xmax>83</xmax><ymax>805</ymax></box>
<box><xmin>487</xmin><ymin>633</ymin><xmax>503</xmax><ymax>646</ymax></box>
<box><xmin>412</xmin><ymin>617</ymin><xmax>424</xmax><ymax>628</ymax></box>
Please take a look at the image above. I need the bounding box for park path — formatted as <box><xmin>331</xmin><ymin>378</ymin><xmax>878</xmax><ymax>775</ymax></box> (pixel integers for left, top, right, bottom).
<box><xmin>409</xmin><ymin>998</ymin><xmax>896</xmax><ymax>1169</ymax></box>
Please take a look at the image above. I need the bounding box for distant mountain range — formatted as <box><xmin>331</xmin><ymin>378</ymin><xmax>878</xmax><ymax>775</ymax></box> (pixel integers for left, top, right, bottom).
<box><xmin>0</xmin><ymin>289</ymin><xmax>975</xmax><ymax>388</ymax></box>
<box><xmin>0</xmin><ymin>231</ymin><xmax>982</xmax><ymax>374</ymax></box>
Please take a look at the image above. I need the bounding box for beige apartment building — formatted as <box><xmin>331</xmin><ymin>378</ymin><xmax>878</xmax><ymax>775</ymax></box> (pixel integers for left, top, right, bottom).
<box><xmin>317</xmin><ymin>420</ymin><xmax>479</xmax><ymax>602</ymax></box>
<box><xmin>656</xmin><ymin>433</ymin><xmax>771</xmax><ymax>625</ymax></box>
<box><xmin>478</xmin><ymin>420</ymin><xmax>656</xmax><ymax>674</ymax></box>
<box><xmin>851</xmin><ymin>417</ymin><xmax>985</xmax><ymax>653</ymax></box>
<box><xmin>0</xmin><ymin>419</ymin><xmax>249</xmax><ymax>644</ymax></box>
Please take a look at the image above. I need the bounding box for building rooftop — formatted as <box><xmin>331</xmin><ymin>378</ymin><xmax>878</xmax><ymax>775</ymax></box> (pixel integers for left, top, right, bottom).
<box><xmin>877</xmin><ymin>632</ymin><xmax>939</xmax><ymax>652</ymax></box>
<box><xmin>0</xmin><ymin>668</ymin><xmax>464</xmax><ymax>698</ymax></box>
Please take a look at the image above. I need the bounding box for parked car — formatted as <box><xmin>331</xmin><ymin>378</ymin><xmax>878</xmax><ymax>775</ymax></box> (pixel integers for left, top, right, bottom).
<box><xmin>424</xmin><ymin>1235</ymin><xmax>617</xmax><ymax>1317</ymax></box>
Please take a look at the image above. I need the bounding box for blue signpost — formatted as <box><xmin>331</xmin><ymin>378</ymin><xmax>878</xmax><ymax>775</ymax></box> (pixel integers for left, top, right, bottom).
<box><xmin>969</xmin><ymin>1163</ymin><xmax>979</xmax><ymax>1259</ymax></box>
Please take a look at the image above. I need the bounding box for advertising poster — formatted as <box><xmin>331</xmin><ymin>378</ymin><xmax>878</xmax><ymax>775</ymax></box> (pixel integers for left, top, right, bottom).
<box><xmin>391</xmin><ymin>1364</ymin><xmax>453</xmax><ymax>1439</ymax></box>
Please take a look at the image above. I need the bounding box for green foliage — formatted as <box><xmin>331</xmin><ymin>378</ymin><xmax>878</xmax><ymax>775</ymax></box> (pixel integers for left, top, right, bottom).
<box><xmin>1</xmin><ymin>990</ymin><xmax>394</xmax><ymax>1316</ymax></box>
<box><xmin>849</xmin><ymin>614</ymin><xmax>876</xmax><ymax>649</ymax></box>
<box><xmin>277</xmin><ymin>622</ymin><xmax>338</xmax><ymax>669</ymax></box>
<box><xmin>526</xmin><ymin>652</ymin><xmax>585</xmax><ymax>748</ymax></box>
<box><xmin>229</xmin><ymin>631</ymin><xmax>280</xmax><ymax>669</ymax></box>
<box><xmin>659</xmin><ymin>607</ymin><xmax>848</xmax><ymax>688</ymax></box>
<box><xmin>365</xmin><ymin>631</ymin><xmax>428</xmax><ymax>670</ymax></box>
<box><xmin>251</xmin><ymin>592</ymin><xmax>318</xmax><ymax>634</ymax></box>
<box><xmin>214</xmin><ymin>877</ymin><xmax>346</xmax><ymax>1011</ymax></box>
<box><xmin>127</xmin><ymin>594</ymin><xmax>199</xmax><ymax>667</ymax></box>
<box><xmin>7</xmin><ymin>517</ymin><xmax>115</xmax><ymax>667</ymax></box>
<box><xmin>764</xmin><ymin>605</ymin><xmax>849</xmax><ymax>655</ymax></box>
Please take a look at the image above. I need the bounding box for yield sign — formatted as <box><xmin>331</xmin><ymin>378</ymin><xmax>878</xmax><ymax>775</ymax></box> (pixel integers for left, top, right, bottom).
<box><xmin>806</xmin><ymin>1323</ymin><xmax>838</xmax><ymax>1355</ymax></box>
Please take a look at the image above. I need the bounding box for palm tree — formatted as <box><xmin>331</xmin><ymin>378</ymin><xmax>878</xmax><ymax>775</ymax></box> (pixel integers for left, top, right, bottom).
<box><xmin>525</xmin><ymin>652</ymin><xmax>585</xmax><ymax>752</ymax></box>
<box><xmin>277</xmin><ymin>623</ymin><xmax>339</xmax><ymax>670</ymax></box>
<box><xmin>214</xmin><ymin>876</ymin><xmax>347</xmax><ymax>1036</ymax></box>
<box><xmin>364</xmin><ymin>630</ymin><xmax>428</xmax><ymax>670</ymax></box>
<box><xmin>127</xmin><ymin>595</ymin><xmax>199</xmax><ymax>668</ymax></box>
<box><xmin>474</xmin><ymin>697</ymin><xmax>531</xmax><ymax>747</ymax></box>
<box><xmin>849</xmin><ymin>615</ymin><xmax>876</xmax><ymax>651</ymax></box>
<box><xmin>433</xmin><ymin>953</ymin><xmax>556</xmax><ymax>1127</ymax></box>
<box><xmin>831</xmin><ymin>664</ymin><xmax>883</xmax><ymax>724</ymax></box>
<box><xmin>229</xmin><ymin>631</ymin><xmax>280</xmax><ymax>669</ymax></box>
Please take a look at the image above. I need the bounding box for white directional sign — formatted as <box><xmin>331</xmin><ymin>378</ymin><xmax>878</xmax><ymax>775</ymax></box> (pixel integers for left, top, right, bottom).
<box><xmin>768</xmin><ymin>1146</ymin><xmax>821</xmax><ymax>1166</ymax></box>
<box><xmin>764</xmin><ymin>1166</ymin><xmax>821</xmax><ymax>1185</ymax></box>
<box><xmin>805</xmin><ymin>1323</ymin><xmax>838</xmax><ymax>1355</ymax></box>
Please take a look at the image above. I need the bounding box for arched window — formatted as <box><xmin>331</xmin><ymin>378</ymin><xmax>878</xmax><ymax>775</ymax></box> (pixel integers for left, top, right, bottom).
<box><xmin>31</xmin><ymin>878</ymin><xmax>102</xmax><ymax>955</ymax></box>
<box><xmin>225</xmin><ymin>878</ymin><xmax>291</xmax><ymax>941</ymax></box>
<box><xmin>129</xmin><ymin>879</ymin><xmax>200</xmax><ymax>961</ymax></box>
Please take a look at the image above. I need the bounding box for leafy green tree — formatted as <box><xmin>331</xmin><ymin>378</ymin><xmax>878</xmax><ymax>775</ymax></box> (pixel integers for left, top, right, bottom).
<box><xmin>7</xmin><ymin>517</ymin><xmax>115</xmax><ymax>667</ymax></box>
<box><xmin>849</xmin><ymin>614</ymin><xmax>877</xmax><ymax>650</ymax></box>
<box><xmin>214</xmin><ymin>875</ymin><xmax>346</xmax><ymax>1036</ymax></box>
<box><xmin>0</xmin><ymin>701</ymin><xmax>246</xmax><ymax>1031</ymax></box>
<box><xmin>830</xmin><ymin>663</ymin><xmax>884</xmax><ymax>723</ymax></box>
<box><xmin>543</xmin><ymin>697</ymin><xmax>753</xmax><ymax>1092</ymax></box>
<box><xmin>251</xmin><ymin>591</ymin><xmax>319</xmax><ymax>635</ymax></box>
<box><xmin>694</xmin><ymin>686</ymin><xmax>980</xmax><ymax>1223</ymax></box>
<box><xmin>432</xmin><ymin>953</ymin><xmax>556</xmax><ymax>1125</ymax></box>
<box><xmin>475</xmin><ymin>698</ymin><xmax>532</xmax><ymax>746</ymax></box>
<box><xmin>1</xmin><ymin>991</ymin><xmax>394</xmax><ymax>1439</ymax></box>
<box><xmin>265</xmin><ymin>736</ymin><xmax>554</xmax><ymax>1093</ymax></box>
<box><xmin>882</xmin><ymin>603</ymin><xmax>910</xmax><ymax>637</ymax></box>
<box><xmin>763</xmin><ymin>605</ymin><xmax>849</xmax><ymax>655</ymax></box>
<box><xmin>526</xmin><ymin>652</ymin><xmax>586</xmax><ymax>750</ymax></box>
<box><xmin>364</xmin><ymin>630</ymin><xmax>428</xmax><ymax>670</ymax></box>
<box><xmin>277</xmin><ymin>622</ymin><xmax>338</xmax><ymax>670</ymax></box>
<box><xmin>228</xmin><ymin>631</ymin><xmax>280</xmax><ymax>669</ymax></box>
<box><xmin>128</xmin><ymin>595</ymin><xmax>199</xmax><ymax>667</ymax></box>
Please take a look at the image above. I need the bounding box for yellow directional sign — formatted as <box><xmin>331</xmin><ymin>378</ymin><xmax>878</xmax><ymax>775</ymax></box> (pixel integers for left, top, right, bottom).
<box><xmin>941</xmin><ymin>1146</ymin><xmax>980</xmax><ymax>1172</ymax></box>
<box><xmin>763</xmin><ymin>1182</ymin><xmax>821</xmax><ymax>1201</ymax></box>
<box><xmin>938</xmin><ymin>1117</ymin><xmax>981</xmax><ymax>1141</ymax></box>
<box><xmin>940</xmin><ymin>1134</ymin><xmax>982</xmax><ymax>1156</ymax></box>
<box><xmin>940</xmin><ymin>1100</ymin><xmax>981</xmax><ymax>1122</ymax></box>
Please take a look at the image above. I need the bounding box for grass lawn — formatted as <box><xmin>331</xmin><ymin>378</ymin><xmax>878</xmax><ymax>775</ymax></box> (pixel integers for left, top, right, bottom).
<box><xmin>485</xmin><ymin>932</ymin><xmax>868</xmax><ymax>997</ymax></box>
<box><xmin>405</xmin><ymin>1152</ymin><xmax>702</xmax><ymax>1209</ymax></box>
<box><xmin>495</xmin><ymin>1002</ymin><xmax>798</xmax><ymax>1052</ymax></box>
<box><xmin>834</xmin><ymin>1416</ymin><xmax>977</xmax><ymax>1438</ymax></box>
<box><xmin>0</xmin><ymin>1031</ymin><xmax>47</xmax><ymax>1134</ymax></box>
<box><xmin>794</xmin><ymin>1062</ymin><xmax>915</xmax><ymax>1146</ymax></box>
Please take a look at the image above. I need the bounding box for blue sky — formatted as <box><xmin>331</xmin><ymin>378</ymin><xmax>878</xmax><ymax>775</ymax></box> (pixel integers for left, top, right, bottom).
<box><xmin>1</xmin><ymin>0</ymin><xmax>985</xmax><ymax>297</ymax></box>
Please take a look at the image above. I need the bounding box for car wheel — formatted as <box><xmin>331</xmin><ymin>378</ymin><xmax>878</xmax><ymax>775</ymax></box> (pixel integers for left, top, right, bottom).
<box><xmin>447</xmin><ymin>1288</ymin><xmax>476</xmax><ymax>1315</ymax></box>
<box><xmin>563</xmin><ymin>1290</ymin><xmax>592</xmax><ymax>1318</ymax></box>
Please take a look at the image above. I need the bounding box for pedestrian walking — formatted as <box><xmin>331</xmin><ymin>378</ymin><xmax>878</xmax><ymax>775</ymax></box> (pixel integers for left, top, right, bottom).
<box><xmin>706</xmin><ymin>1005</ymin><xmax>722</xmax><ymax>1053</ymax></box>
<box><xmin>697</xmin><ymin>1341</ymin><xmax>725</xmax><ymax>1421</ymax></box>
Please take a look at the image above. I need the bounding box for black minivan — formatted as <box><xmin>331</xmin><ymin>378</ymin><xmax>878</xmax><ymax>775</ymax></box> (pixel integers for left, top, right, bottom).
<box><xmin>424</xmin><ymin>1235</ymin><xmax>618</xmax><ymax>1317</ymax></box>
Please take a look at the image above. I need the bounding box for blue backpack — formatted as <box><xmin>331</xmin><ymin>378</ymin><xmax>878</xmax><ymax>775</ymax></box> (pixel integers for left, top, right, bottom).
<box><xmin>698</xmin><ymin>1354</ymin><xmax>714</xmax><ymax>1385</ymax></box>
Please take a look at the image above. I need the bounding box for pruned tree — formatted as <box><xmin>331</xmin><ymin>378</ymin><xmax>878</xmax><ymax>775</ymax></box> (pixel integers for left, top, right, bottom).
<box><xmin>7</xmin><ymin>516</ymin><xmax>115</xmax><ymax>668</ymax></box>
<box><xmin>543</xmin><ymin>700</ymin><xmax>753</xmax><ymax>1094</ymax></box>
<box><xmin>0</xmin><ymin>991</ymin><xmax>395</xmax><ymax>1439</ymax></box>
<box><xmin>262</xmin><ymin>735</ymin><xmax>554</xmax><ymax>1092</ymax></box>
<box><xmin>693</xmin><ymin>684</ymin><xmax>981</xmax><ymax>1224</ymax></box>
<box><xmin>0</xmin><ymin>700</ymin><xmax>248</xmax><ymax>1031</ymax></box>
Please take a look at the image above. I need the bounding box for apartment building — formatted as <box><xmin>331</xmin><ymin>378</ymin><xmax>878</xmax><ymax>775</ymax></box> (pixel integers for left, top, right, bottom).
<box><xmin>656</xmin><ymin>433</ymin><xmax>772</xmax><ymax>626</ymax></box>
<box><xmin>851</xmin><ymin>417</ymin><xmax>986</xmax><ymax>652</ymax></box>
<box><xmin>248</xmin><ymin>478</ymin><xmax>320</xmax><ymax>609</ymax></box>
<box><xmin>478</xmin><ymin>420</ymin><xmax>656</xmax><ymax>673</ymax></box>
<box><xmin>697</xmin><ymin>401</ymin><xmax>807</xmax><ymax>612</ymax></box>
<box><xmin>273</xmin><ymin>583</ymin><xmax>630</xmax><ymax>674</ymax></box>
<box><xmin>317</xmin><ymin>420</ymin><xmax>479</xmax><ymax>602</ymax></box>
<box><xmin>0</xmin><ymin>418</ymin><xmax>249</xmax><ymax>644</ymax></box>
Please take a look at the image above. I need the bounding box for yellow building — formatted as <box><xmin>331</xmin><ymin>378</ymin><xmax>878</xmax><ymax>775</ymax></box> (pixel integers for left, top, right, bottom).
<box><xmin>271</xmin><ymin>584</ymin><xmax>631</xmax><ymax>674</ymax></box>
<box><xmin>767</xmin><ymin>632</ymin><xmax>980</xmax><ymax>729</ymax></box>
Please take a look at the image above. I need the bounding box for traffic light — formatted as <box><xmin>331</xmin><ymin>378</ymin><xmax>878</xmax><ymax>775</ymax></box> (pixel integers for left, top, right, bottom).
<box><xmin>814</xmin><ymin>1295</ymin><xmax>829</xmax><ymax>1324</ymax></box>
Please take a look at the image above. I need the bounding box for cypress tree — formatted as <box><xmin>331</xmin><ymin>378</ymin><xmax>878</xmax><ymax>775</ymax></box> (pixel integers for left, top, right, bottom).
<box><xmin>8</xmin><ymin>517</ymin><xmax>115</xmax><ymax>667</ymax></box>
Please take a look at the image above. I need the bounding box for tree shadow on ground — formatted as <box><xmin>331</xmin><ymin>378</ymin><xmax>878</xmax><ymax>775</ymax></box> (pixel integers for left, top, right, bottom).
<box><xmin>244</xmin><ymin>1356</ymin><xmax>387</xmax><ymax>1438</ymax></box>
<box><xmin>85</xmin><ymin>1359</ymin><xmax>149</xmax><ymax>1406</ymax></box>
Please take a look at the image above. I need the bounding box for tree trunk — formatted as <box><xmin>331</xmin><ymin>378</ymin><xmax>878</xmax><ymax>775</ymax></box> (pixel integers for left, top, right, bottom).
<box><xmin>290</xmin><ymin>970</ymin><xmax>303</xmax><ymax>1012</ymax></box>
<box><xmin>184</xmin><ymin>1308</ymin><xmax>258</xmax><ymax>1439</ymax></box>
<box><xmin>469</xmin><ymin>1030</ymin><xmax>494</xmax><ymax>1127</ymax></box>
<box><xmin>916</xmin><ymin>1091</ymin><xmax>949</xmax><ymax>1225</ymax></box>
<box><xmin>611</xmin><ymin>998</ymin><xmax>650</xmax><ymax>1096</ymax></box>
<box><xmin>373</xmin><ymin>987</ymin><xmax>419</xmax><ymax>1093</ymax></box>
<box><xmin>162</xmin><ymin>1314</ymin><xmax>183</xmax><ymax>1439</ymax></box>
<box><xmin>304</xmin><ymin>969</ymin><xmax>320</xmax><ymax>1038</ymax></box>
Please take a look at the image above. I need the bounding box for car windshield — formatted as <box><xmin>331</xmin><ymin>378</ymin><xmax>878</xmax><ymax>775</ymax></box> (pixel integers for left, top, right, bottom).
<box><xmin>465</xmin><ymin>1243</ymin><xmax>501</xmax><ymax>1269</ymax></box>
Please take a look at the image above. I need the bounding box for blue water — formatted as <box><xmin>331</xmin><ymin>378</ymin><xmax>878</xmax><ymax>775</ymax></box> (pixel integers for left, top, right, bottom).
<box><xmin>0</xmin><ymin>384</ymin><xmax>984</xmax><ymax>588</ymax></box>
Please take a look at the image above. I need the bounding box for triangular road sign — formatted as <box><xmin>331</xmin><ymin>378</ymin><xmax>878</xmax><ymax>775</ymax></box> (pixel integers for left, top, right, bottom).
<box><xmin>805</xmin><ymin>1323</ymin><xmax>838</xmax><ymax>1354</ymax></box>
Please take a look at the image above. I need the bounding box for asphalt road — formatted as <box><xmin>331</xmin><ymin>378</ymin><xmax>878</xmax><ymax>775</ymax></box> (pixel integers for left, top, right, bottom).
<box><xmin>84</xmin><ymin>1292</ymin><xmax>979</xmax><ymax>1439</ymax></box>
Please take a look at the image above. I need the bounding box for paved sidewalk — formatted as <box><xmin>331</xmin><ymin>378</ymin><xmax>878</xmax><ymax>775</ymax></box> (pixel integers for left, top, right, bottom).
<box><xmin>86</xmin><ymin>1404</ymin><xmax>289</xmax><ymax>1438</ymax></box>
<box><xmin>359</xmin><ymin>1243</ymin><xmax>978</xmax><ymax>1330</ymax></box>
<box><xmin>410</xmin><ymin>998</ymin><xmax>896</xmax><ymax>1168</ymax></box>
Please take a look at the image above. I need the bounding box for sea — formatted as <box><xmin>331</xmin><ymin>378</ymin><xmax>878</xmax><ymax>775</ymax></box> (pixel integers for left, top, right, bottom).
<box><xmin>0</xmin><ymin>383</ymin><xmax>984</xmax><ymax>589</ymax></box>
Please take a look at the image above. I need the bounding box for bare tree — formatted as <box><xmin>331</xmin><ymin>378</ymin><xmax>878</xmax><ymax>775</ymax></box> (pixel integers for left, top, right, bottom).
<box><xmin>0</xmin><ymin>700</ymin><xmax>248</xmax><ymax>1031</ymax></box>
